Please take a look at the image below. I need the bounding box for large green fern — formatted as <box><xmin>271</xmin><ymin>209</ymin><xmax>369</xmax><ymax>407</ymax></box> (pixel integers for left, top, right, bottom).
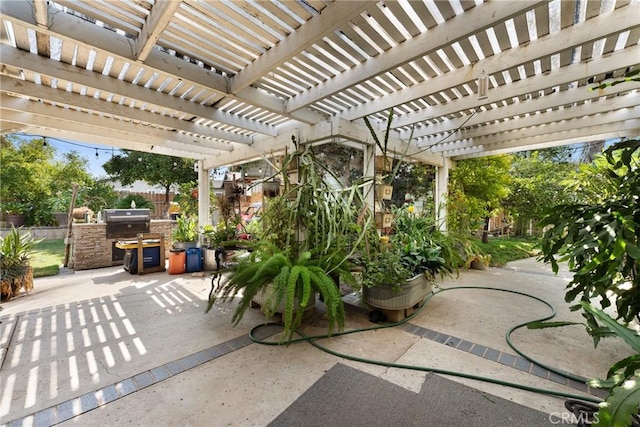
<box><xmin>207</xmin><ymin>247</ymin><xmax>348</xmax><ymax>343</ymax></box>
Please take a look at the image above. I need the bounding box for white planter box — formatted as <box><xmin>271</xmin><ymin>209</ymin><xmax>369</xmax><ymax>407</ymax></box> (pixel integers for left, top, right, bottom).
<box><xmin>363</xmin><ymin>273</ymin><xmax>433</xmax><ymax>311</ymax></box>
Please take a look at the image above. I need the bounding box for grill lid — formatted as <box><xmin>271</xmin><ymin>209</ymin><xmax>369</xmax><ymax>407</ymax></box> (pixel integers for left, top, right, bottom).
<box><xmin>104</xmin><ymin>209</ymin><xmax>151</xmax><ymax>222</ymax></box>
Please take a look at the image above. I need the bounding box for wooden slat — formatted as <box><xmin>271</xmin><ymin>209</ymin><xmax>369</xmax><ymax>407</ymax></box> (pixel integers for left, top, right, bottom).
<box><xmin>10</xmin><ymin>24</ymin><xmax>30</xmax><ymax>51</ymax></box>
<box><xmin>311</xmin><ymin>40</ymin><xmax>353</xmax><ymax>73</ymax></box>
<box><xmin>434</xmin><ymin>1</ymin><xmax>456</xmax><ymax>21</ymax></box>
<box><xmin>522</xmin><ymin>61</ymin><xmax>536</xmax><ymax>78</ymax></box>
<box><xmin>104</xmin><ymin>0</ymin><xmax>149</xmax><ymax>21</ymax></box>
<box><xmin>367</xmin><ymin>5</ymin><xmax>407</xmax><ymax>44</ymax></box>
<box><xmin>473</xmin><ymin>30</ymin><xmax>495</xmax><ymax>58</ymax></box>
<box><xmin>338</xmin><ymin>25</ymin><xmax>379</xmax><ymax>58</ymax></box>
<box><xmin>441</xmin><ymin>45</ymin><xmax>464</xmax><ymax>69</ymax></box>
<box><xmin>288</xmin><ymin>57</ymin><xmax>330</xmax><ymax>83</ymax></box>
<box><xmin>560</xmin><ymin>0</ymin><xmax>576</xmax><ymax>29</ymax></box>
<box><xmin>181</xmin><ymin>2</ymin><xmax>266</xmax><ymax>49</ymax></box>
<box><xmin>277</xmin><ymin>64</ymin><xmax>318</xmax><ymax>89</ymax></box>
<box><xmin>404</xmin><ymin>61</ymin><xmax>428</xmax><ymax>84</ymax></box>
<box><xmin>512</xmin><ymin>14</ymin><xmax>531</xmax><ymax>45</ymax></box>
<box><xmin>581</xmin><ymin>41</ymin><xmax>595</xmax><ymax>61</ymax></box>
<box><xmin>389</xmin><ymin>67</ymin><xmax>415</xmax><ymax>88</ymax></box>
<box><xmin>273</xmin><ymin>0</ymin><xmax>315</xmax><ymax>22</ymax></box>
<box><xmin>377</xmin><ymin>72</ymin><xmax>404</xmax><ymax>92</ymax></box>
<box><xmin>492</xmin><ymin>22</ymin><xmax>512</xmax><ymax>52</ymax></box>
<box><xmin>534</xmin><ymin>3</ymin><xmax>550</xmax><ymax>38</ymax></box>
<box><xmin>624</xmin><ymin>27</ymin><xmax>640</xmax><ymax>47</ymax></box>
<box><xmin>600</xmin><ymin>34</ymin><xmax>619</xmax><ymax>55</ymax></box>
<box><xmin>175</xmin><ymin>9</ymin><xmax>262</xmax><ymax>59</ymax></box>
<box><xmin>584</xmin><ymin>0</ymin><xmax>602</xmax><ymax>20</ymax></box>
<box><xmin>409</xmin><ymin>1</ymin><xmax>438</xmax><ymax>30</ymax></box>
<box><xmin>255</xmin><ymin>1</ymin><xmax>302</xmax><ymax>32</ymax></box>
<box><xmin>234</xmin><ymin>2</ymin><xmax>291</xmax><ymax>36</ymax></box>
<box><xmin>191</xmin><ymin>1</ymin><xmax>277</xmax><ymax>47</ymax></box>
<box><xmin>538</xmin><ymin>55</ymin><xmax>551</xmax><ymax>73</ymax></box>
<box><xmin>91</xmin><ymin>51</ymin><xmax>109</xmax><ymax>75</ymax></box>
<box><xmin>457</xmin><ymin>38</ymin><xmax>479</xmax><ymax>64</ymax></box>
<box><xmin>506</xmin><ymin>67</ymin><xmax>520</xmax><ymax>83</ymax></box>
<box><xmin>383</xmin><ymin>1</ymin><xmax>420</xmax><ymax>37</ymax></box>
<box><xmin>325</xmin><ymin>33</ymin><xmax>367</xmax><ymax>64</ymax></box>
<box><xmin>167</xmin><ymin>22</ymin><xmax>251</xmax><ymax>68</ymax></box>
<box><xmin>351</xmin><ymin>15</ymin><xmax>391</xmax><ymax>52</ymax></box>
<box><xmin>413</xmin><ymin>58</ymin><xmax>438</xmax><ymax>79</ymax></box>
<box><xmin>55</xmin><ymin>1</ymin><xmax>141</xmax><ymax>34</ymax></box>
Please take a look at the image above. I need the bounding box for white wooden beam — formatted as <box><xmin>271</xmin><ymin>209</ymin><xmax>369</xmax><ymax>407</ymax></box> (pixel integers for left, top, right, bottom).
<box><xmin>229</xmin><ymin>1</ymin><xmax>372</xmax><ymax>93</ymax></box>
<box><xmin>286</xmin><ymin>1</ymin><xmax>547</xmax><ymax>112</ymax></box>
<box><xmin>421</xmin><ymin>94</ymin><xmax>639</xmax><ymax>151</ymax></box>
<box><xmin>0</xmin><ymin>46</ymin><xmax>275</xmax><ymax>136</ymax></box>
<box><xmin>0</xmin><ymin>76</ymin><xmax>252</xmax><ymax>145</ymax></box>
<box><xmin>447</xmin><ymin>116</ymin><xmax>640</xmax><ymax>158</ymax></box>
<box><xmin>0</xmin><ymin>1</ymin><xmax>323</xmax><ymax>126</ymax></box>
<box><xmin>407</xmin><ymin>85</ymin><xmax>636</xmax><ymax>140</ymax></box>
<box><xmin>136</xmin><ymin>0</ymin><xmax>182</xmax><ymax>62</ymax></box>
<box><xmin>451</xmin><ymin>121</ymin><xmax>640</xmax><ymax>159</ymax></box>
<box><xmin>15</xmin><ymin>125</ymin><xmax>209</xmax><ymax>161</ymax></box>
<box><xmin>348</xmin><ymin>2</ymin><xmax>640</xmax><ymax>122</ymax></box>
<box><xmin>0</xmin><ymin>102</ymin><xmax>228</xmax><ymax>157</ymax></box>
<box><xmin>394</xmin><ymin>45</ymin><xmax>640</xmax><ymax>129</ymax></box>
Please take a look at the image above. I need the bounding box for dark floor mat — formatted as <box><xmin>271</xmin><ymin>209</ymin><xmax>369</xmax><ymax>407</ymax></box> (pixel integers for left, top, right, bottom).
<box><xmin>269</xmin><ymin>363</ymin><xmax>553</xmax><ymax>427</ymax></box>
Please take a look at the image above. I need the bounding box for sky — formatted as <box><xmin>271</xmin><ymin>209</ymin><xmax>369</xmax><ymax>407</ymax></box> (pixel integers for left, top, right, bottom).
<box><xmin>46</xmin><ymin>138</ymin><xmax>117</xmax><ymax>179</ymax></box>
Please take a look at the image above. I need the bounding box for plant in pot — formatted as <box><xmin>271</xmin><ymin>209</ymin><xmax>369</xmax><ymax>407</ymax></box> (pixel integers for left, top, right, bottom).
<box><xmin>172</xmin><ymin>215</ymin><xmax>198</xmax><ymax>249</ymax></box>
<box><xmin>1</xmin><ymin>201</ymin><xmax>29</xmax><ymax>227</ymax></box>
<box><xmin>206</xmin><ymin>140</ymin><xmax>367</xmax><ymax>342</ymax></box>
<box><xmin>361</xmin><ymin>205</ymin><xmax>458</xmax><ymax>316</ymax></box>
<box><xmin>1</xmin><ymin>226</ymin><xmax>42</xmax><ymax>301</ymax></box>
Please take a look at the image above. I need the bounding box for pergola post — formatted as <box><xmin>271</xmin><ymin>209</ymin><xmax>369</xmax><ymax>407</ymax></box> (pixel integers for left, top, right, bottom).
<box><xmin>197</xmin><ymin>160</ymin><xmax>210</xmax><ymax>230</ymax></box>
<box><xmin>435</xmin><ymin>156</ymin><xmax>453</xmax><ymax>232</ymax></box>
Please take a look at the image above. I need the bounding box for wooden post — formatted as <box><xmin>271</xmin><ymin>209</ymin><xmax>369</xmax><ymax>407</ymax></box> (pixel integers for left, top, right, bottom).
<box><xmin>63</xmin><ymin>184</ymin><xmax>79</xmax><ymax>267</ymax></box>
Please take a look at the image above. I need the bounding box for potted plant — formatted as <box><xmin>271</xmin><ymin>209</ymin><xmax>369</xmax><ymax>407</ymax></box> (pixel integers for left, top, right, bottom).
<box><xmin>206</xmin><ymin>244</ymin><xmax>348</xmax><ymax>342</ymax></box>
<box><xmin>1</xmin><ymin>201</ymin><xmax>29</xmax><ymax>227</ymax></box>
<box><xmin>361</xmin><ymin>205</ymin><xmax>458</xmax><ymax>315</ymax></box>
<box><xmin>1</xmin><ymin>226</ymin><xmax>42</xmax><ymax>301</ymax></box>
<box><xmin>206</xmin><ymin>140</ymin><xmax>366</xmax><ymax>342</ymax></box>
<box><xmin>48</xmin><ymin>191</ymin><xmax>72</xmax><ymax>226</ymax></box>
<box><xmin>171</xmin><ymin>216</ymin><xmax>198</xmax><ymax>249</ymax></box>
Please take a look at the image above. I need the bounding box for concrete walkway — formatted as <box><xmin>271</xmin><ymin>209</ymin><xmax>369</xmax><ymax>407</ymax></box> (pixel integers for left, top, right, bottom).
<box><xmin>0</xmin><ymin>258</ymin><xmax>633</xmax><ymax>426</ymax></box>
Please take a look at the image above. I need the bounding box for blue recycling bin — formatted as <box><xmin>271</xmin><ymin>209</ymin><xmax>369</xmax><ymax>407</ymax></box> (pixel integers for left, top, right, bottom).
<box><xmin>185</xmin><ymin>247</ymin><xmax>202</xmax><ymax>273</ymax></box>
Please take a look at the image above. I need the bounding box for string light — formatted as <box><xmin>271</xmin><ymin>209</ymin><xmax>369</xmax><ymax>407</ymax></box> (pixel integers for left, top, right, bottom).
<box><xmin>95</xmin><ymin>149</ymin><xmax>99</xmax><ymax>158</ymax></box>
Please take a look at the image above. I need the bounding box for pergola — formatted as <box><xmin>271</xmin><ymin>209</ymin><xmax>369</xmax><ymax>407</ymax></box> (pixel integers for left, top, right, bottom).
<box><xmin>1</xmin><ymin>0</ymin><xmax>638</xmax><ymax>226</ymax></box>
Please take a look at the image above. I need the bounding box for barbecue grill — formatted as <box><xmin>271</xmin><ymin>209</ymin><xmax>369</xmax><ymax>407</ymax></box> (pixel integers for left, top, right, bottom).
<box><xmin>104</xmin><ymin>209</ymin><xmax>151</xmax><ymax>239</ymax></box>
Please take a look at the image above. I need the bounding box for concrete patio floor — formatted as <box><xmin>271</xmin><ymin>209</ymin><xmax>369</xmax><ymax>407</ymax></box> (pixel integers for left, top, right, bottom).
<box><xmin>0</xmin><ymin>257</ymin><xmax>634</xmax><ymax>426</ymax></box>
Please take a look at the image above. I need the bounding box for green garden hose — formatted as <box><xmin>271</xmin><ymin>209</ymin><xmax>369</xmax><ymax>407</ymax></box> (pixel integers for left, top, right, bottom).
<box><xmin>249</xmin><ymin>286</ymin><xmax>603</xmax><ymax>404</ymax></box>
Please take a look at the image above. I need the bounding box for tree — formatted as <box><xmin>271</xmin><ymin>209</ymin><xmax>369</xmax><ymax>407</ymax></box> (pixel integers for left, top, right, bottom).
<box><xmin>1</xmin><ymin>135</ymin><xmax>95</xmax><ymax>225</ymax></box>
<box><xmin>503</xmin><ymin>152</ymin><xmax>575</xmax><ymax>236</ymax></box>
<box><xmin>447</xmin><ymin>156</ymin><xmax>512</xmax><ymax>242</ymax></box>
<box><xmin>103</xmin><ymin>150</ymin><xmax>197</xmax><ymax>216</ymax></box>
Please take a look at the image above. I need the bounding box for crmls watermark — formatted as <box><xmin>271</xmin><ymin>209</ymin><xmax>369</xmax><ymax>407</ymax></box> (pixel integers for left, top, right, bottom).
<box><xmin>549</xmin><ymin>412</ymin><xmax>599</xmax><ymax>425</ymax></box>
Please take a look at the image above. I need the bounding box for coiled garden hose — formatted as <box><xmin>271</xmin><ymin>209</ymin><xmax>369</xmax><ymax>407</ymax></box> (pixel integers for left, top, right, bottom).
<box><xmin>249</xmin><ymin>286</ymin><xmax>603</xmax><ymax>404</ymax></box>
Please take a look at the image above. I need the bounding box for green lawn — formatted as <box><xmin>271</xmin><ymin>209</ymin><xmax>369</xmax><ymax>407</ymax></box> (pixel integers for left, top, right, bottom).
<box><xmin>31</xmin><ymin>239</ymin><xmax>66</xmax><ymax>278</ymax></box>
<box><xmin>474</xmin><ymin>236</ymin><xmax>540</xmax><ymax>267</ymax></box>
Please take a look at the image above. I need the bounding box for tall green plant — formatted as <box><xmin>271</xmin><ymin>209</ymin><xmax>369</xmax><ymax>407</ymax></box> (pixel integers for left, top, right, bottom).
<box><xmin>538</xmin><ymin>139</ymin><xmax>639</xmax><ymax>328</ymax></box>
<box><xmin>537</xmin><ymin>139</ymin><xmax>640</xmax><ymax>427</ymax></box>
<box><xmin>0</xmin><ymin>226</ymin><xmax>43</xmax><ymax>280</ymax></box>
